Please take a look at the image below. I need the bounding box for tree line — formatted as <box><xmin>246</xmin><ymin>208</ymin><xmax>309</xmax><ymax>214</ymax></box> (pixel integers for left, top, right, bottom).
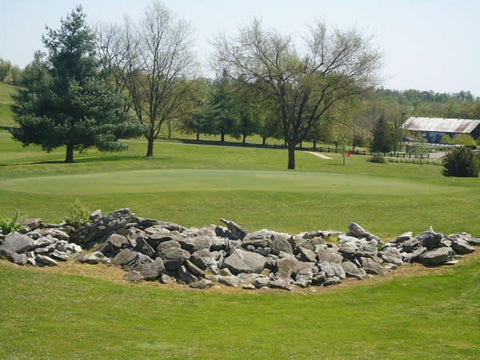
<box><xmin>7</xmin><ymin>2</ymin><xmax>480</xmax><ymax>167</ymax></box>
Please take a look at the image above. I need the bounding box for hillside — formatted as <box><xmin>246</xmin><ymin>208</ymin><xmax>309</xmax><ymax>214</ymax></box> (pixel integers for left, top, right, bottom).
<box><xmin>0</xmin><ymin>82</ymin><xmax>16</xmax><ymax>128</ymax></box>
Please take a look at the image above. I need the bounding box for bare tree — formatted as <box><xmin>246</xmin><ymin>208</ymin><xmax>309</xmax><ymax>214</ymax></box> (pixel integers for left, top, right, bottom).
<box><xmin>97</xmin><ymin>1</ymin><xmax>196</xmax><ymax>157</ymax></box>
<box><xmin>215</xmin><ymin>20</ymin><xmax>381</xmax><ymax>169</ymax></box>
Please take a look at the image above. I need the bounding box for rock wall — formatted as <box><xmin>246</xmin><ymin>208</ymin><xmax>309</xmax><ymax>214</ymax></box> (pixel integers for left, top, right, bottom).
<box><xmin>0</xmin><ymin>208</ymin><xmax>479</xmax><ymax>291</ymax></box>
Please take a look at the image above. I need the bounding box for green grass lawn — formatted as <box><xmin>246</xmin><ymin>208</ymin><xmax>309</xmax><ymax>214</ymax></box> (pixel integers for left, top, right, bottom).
<box><xmin>0</xmin><ymin>83</ymin><xmax>17</xmax><ymax>128</ymax></box>
<box><xmin>1</xmin><ymin>130</ymin><xmax>480</xmax><ymax>359</ymax></box>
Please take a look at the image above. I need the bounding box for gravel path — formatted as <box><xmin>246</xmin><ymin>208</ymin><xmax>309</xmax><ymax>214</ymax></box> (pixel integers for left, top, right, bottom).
<box><xmin>304</xmin><ymin>151</ymin><xmax>333</xmax><ymax>160</ymax></box>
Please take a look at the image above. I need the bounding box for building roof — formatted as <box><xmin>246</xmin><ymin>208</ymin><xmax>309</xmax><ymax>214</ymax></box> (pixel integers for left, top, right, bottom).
<box><xmin>402</xmin><ymin>117</ymin><xmax>480</xmax><ymax>134</ymax></box>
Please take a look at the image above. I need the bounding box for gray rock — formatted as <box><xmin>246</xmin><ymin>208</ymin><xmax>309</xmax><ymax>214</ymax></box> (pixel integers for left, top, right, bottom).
<box><xmin>242</xmin><ymin>229</ymin><xmax>272</xmax><ymax>248</ymax></box>
<box><xmin>159</xmin><ymin>247</ymin><xmax>190</xmax><ymax>271</ymax></box>
<box><xmin>36</xmin><ymin>254</ymin><xmax>58</xmax><ymax>266</ymax></box>
<box><xmin>223</xmin><ymin>248</ymin><xmax>266</xmax><ymax>275</ymax></box>
<box><xmin>113</xmin><ymin>249</ymin><xmax>152</xmax><ymax>270</ymax></box>
<box><xmin>190</xmin><ymin>249</ymin><xmax>219</xmax><ymax>271</ymax></box>
<box><xmin>1</xmin><ymin>233</ymin><xmax>36</xmax><ymax>253</ymax></box>
<box><xmin>398</xmin><ymin>238</ymin><xmax>420</xmax><ymax>253</ymax></box>
<box><xmin>185</xmin><ymin>260</ymin><xmax>205</xmax><ymax>278</ymax></box>
<box><xmin>392</xmin><ymin>232</ymin><xmax>413</xmax><ymax>243</ymax></box>
<box><xmin>107</xmin><ymin>234</ymin><xmax>130</xmax><ymax>250</ymax></box>
<box><xmin>403</xmin><ymin>246</ymin><xmax>427</xmax><ymax>263</ymax></box>
<box><xmin>254</xmin><ymin>247</ymin><xmax>271</xmax><ymax>257</ymax></box>
<box><xmin>134</xmin><ymin>237</ymin><xmax>156</xmax><ymax>258</ymax></box>
<box><xmin>135</xmin><ymin>258</ymin><xmax>165</xmax><ymax>280</ymax></box>
<box><xmin>89</xmin><ymin>209</ymin><xmax>103</xmax><ymax>222</ymax></box>
<box><xmin>160</xmin><ymin>273</ymin><xmax>177</xmax><ymax>284</ymax></box>
<box><xmin>417</xmin><ymin>227</ymin><xmax>443</xmax><ymax>250</ymax></box>
<box><xmin>145</xmin><ymin>229</ymin><xmax>173</xmax><ymax>248</ymax></box>
<box><xmin>449</xmin><ymin>238</ymin><xmax>475</xmax><ymax>255</ymax></box>
<box><xmin>269</xmin><ymin>279</ymin><xmax>292</xmax><ymax>291</ymax></box>
<box><xmin>312</xmin><ymin>270</ymin><xmax>327</xmax><ymax>285</ymax></box>
<box><xmin>177</xmin><ymin>265</ymin><xmax>198</xmax><ymax>284</ymax></box>
<box><xmin>42</xmin><ymin>229</ymin><xmax>69</xmax><ymax>241</ymax></box>
<box><xmin>275</xmin><ymin>257</ymin><xmax>299</xmax><ymax>279</ymax></box>
<box><xmin>380</xmin><ymin>247</ymin><xmax>403</xmax><ymax>266</ymax></box>
<box><xmin>347</xmin><ymin>222</ymin><xmax>380</xmax><ymax>241</ymax></box>
<box><xmin>190</xmin><ymin>279</ymin><xmax>212</xmax><ymax>290</ymax></box>
<box><xmin>157</xmin><ymin>240</ymin><xmax>181</xmax><ymax>255</ymax></box>
<box><xmin>242</xmin><ymin>283</ymin><xmax>256</xmax><ymax>290</ymax></box>
<box><xmin>294</xmin><ymin>264</ymin><xmax>315</xmax><ymax>287</ymax></box>
<box><xmin>341</xmin><ymin>260</ymin><xmax>366</xmax><ymax>279</ymax></box>
<box><xmin>215</xmin><ymin>275</ymin><xmax>240</xmax><ymax>287</ymax></box>
<box><xmin>316</xmin><ymin>249</ymin><xmax>343</xmax><ymax>263</ymax></box>
<box><xmin>318</xmin><ymin>261</ymin><xmax>346</xmax><ymax>279</ymax></box>
<box><xmin>253</xmin><ymin>276</ymin><xmax>271</xmax><ymax>288</ymax></box>
<box><xmin>360</xmin><ymin>257</ymin><xmax>385</xmax><ymax>275</ymax></box>
<box><xmin>22</xmin><ymin>218</ymin><xmax>42</xmax><ymax>231</ymax></box>
<box><xmin>177</xmin><ymin>236</ymin><xmax>212</xmax><ymax>253</ymax></box>
<box><xmin>220</xmin><ymin>218</ymin><xmax>247</xmax><ymax>240</ymax></box>
<box><xmin>418</xmin><ymin>247</ymin><xmax>455</xmax><ymax>266</ymax></box>
<box><xmin>297</xmin><ymin>247</ymin><xmax>317</xmax><ymax>263</ymax></box>
<box><xmin>323</xmin><ymin>277</ymin><xmax>342</xmax><ymax>286</ymax></box>
<box><xmin>124</xmin><ymin>270</ymin><xmax>143</xmax><ymax>283</ymax></box>
<box><xmin>51</xmin><ymin>250</ymin><xmax>68</xmax><ymax>261</ymax></box>
<box><xmin>269</xmin><ymin>233</ymin><xmax>293</xmax><ymax>255</ymax></box>
<box><xmin>0</xmin><ymin>248</ymin><xmax>28</xmax><ymax>265</ymax></box>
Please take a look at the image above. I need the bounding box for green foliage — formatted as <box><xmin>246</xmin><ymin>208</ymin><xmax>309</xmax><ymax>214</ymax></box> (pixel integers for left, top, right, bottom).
<box><xmin>453</xmin><ymin>134</ymin><xmax>477</xmax><ymax>147</ymax></box>
<box><xmin>65</xmin><ymin>199</ymin><xmax>90</xmax><ymax>228</ymax></box>
<box><xmin>442</xmin><ymin>146</ymin><xmax>479</xmax><ymax>177</ymax></box>
<box><xmin>372</xmin><ymin>116</ymin><xmax>393</xmax><ymax>153</ymax></box>
<box><xmin>10</xmin><ymin>7</ymin><xmax>142</xmax><ymax>163</ymax></box>
<box><xmin>0</xmin><ymin>210</ymin><xmax>24</xmax><ymax>234</ymax></box>
<box><xmin>369</xmin><ymin>153</ymin><xmax>386</xmax><ymax>163</ymax></box>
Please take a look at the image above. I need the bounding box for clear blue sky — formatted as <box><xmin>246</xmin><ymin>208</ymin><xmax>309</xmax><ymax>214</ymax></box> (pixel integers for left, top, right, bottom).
<box><xmin>1</xmin><ymin>0</ymin><xmax>479</xmax><ymax>96</ymax></box>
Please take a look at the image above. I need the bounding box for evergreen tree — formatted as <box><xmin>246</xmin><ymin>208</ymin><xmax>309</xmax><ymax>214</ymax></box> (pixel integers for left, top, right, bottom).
<box><xmin>11</xmin><ymin>7</ymin><xmax>141</xmax><ymax>163</ymax></box>
<box><xmin>372</xmin><ymin>116</ymin><xmax>393</xmax><ymax>153</ymax></box>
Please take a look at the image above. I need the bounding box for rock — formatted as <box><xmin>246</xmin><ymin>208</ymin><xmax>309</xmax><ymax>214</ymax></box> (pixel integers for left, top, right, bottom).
<box><xmin>269</xmin><ymin>279</ymin><xmax>292</xmax><ymax>291</ymax></box>
<box><xmin>157</xmin><ymin>240</ymin><xmax>181</xmax><ymax>255</ymax></box>
<box><xmin>416</xmin><ymin>227</ymin><xmax>443</xmax><ymax>250</ymax></box>
<box><xmin>323</xmin><ymin>277</ymin><xmax>342</xmax><ymax>286</ymax></box>
<box><xmin>418</xmin><ymin>247</ymin><xmax>455</xmax><ymax>266</ymax></box>
<box><xmin>391</xmin><ymin>232</ymin><xmax>413</xmax><ymax>243</ymax></box>
<box><xmin>177</xmin><ymin>236</ymin><xmax>212</xmax><ymax>253</ymax></box>
<box><xmin>269</xmin><ymin>233</ymin><xmax>293</xmax><ymax>255</ymax></box>
<box><xmin>318</xmin><ymin>261</ymin><xmax>346</xmax><ymax>279</ymax></box>
<box><xmin>113</xmin><ymin>249</ymin><xmax>152</xmax><ymax>270</ymax></box>
<box><xmin>347</xmin><ymin>222</ymin><xmax>380</xmax><ymax>241</ymax></box>
<box><xmin>190</xmin><ymin>279</ymin><xmax>212</xmax><ymax>289</ymax></box>
<box><xmin>1</xmin><ymin>233</ymin><xmax>36</xmax><ymax>253</ymax></box>
<box><xmin>253</xmin><ymin>276</ymin><xmax>271</xmax><ymax>289</ymax></box>
<box><xmin>135</xmin><ymin>258</ymin><xmax>165</xmax><ymax>280</ymax></box>
<box><xmin>50</xmin><ymin>250</ymin><xmax>68</xmax><ymax>261</ymax></box>
<box><xmin>380</xmin><ymin>247</ymin><xmax>403</xmax><ymax>266</ymax></box>
<box><xmin>36</xmin><ymin>254</ymin><xmax>58</xmax><ymax>267</ymax></box>
<box><xmin>134</xmin><ymin>237</ymin><xmax>156</xmax><ymax>258</ymax></box>
<box><xmin>403</xmin><ymin>246</ymin><xmax>428</xmax><ymax>263</ymax></box>
<box><xmin>89</xmin><ymin>209</ymin><xmax>103</xmax><ymax>222</ymax></box>
<box><xmin>316</xmin><ymin>248</ymin><xmax>343</xmax><ymax>263</ymax></box>
<box><xmin>360</xmin><ymin>257</ymin><xmax>385</xmax><ymax>275</ymax></box>
<box><xmin>0</xmin><ymin>248</ymin><xmax>28</xmax><ymax>265</ymax></box>
<box><xmin>254</xmin><ymin>247</ymin><xmax>271</xmax><ymax>257</ymax></box>
<box><xmin>145</xmin><ymin>229</ymin><xmax>173</xmax><ymax>248</ymax></box>
<box><xmin>242</xmin><ymin>283</ymin><xmax>256</xmax><ymax>290</ymax></box>
<box><xmin>242</xmin><ymin>229</ymin><xmax>272</xmax><ymax>248</ymax></box>
<box><xmin>185</xmin><ymin>260</ymin><xmax>205</xmax><ymax>278</ymax></box>
<box><xmin>159</xmin><ymin>247</ymin><xmax>190</xmax><ymax>271</ymax></box>
<box><xmin>297</xmin><ymin>247</ymin><xmax>317</xmax><ymax>263</ymax></box>
<box><xmin>107</xmin><ymin>234</ymin><xmax>130</xmax><ymax>250</ymax></box>
<box><xmin>294</xmin><ymin>264</ymin><xmax>315</xmax><ymax>287</ymax></box>
<box><xmin>398</xmin><ymin>238</ymin><xmax>420</xmax><ymax>253</ymax></box>
<box><xmin>222</xmin><ymin>248</ymin><xmax>266</xmax><ymax>275</ymax></box>
<box><xmin>275</xmin><ymin>257</ymin><xmax>298</xmax><ymax>280</ymax></box>
<box><xmin>312</xmin><ymin>270</ymin><xmax>327</xmax><ymax>285</ymax></box>
<box><xmin>42</xmin><ymin>229</ymin><xmax>69</xmax><ymax>241</ymax></box>
<box><xmin>124</xmin><ymin>270</ymin><xmax>143</xmax><ymax>283</ymax></box>
<box><xmin>220</xmin><ymin>218</ymin><xmax>247</xmax><ymax>240</ymax></box>
<box><xmin>215</xmin><ymin>275</ymin><xmax>240</xmax><ymax>287</ymax></box>
<box><xmin>341</xmin><ymin>260</ymin><xmax>366</xmax><ymax>279</ymax></box>
<box><xmin>177</xmin><ymin>265</ymin><xmax>198</xmax><ymax>284</ymax></box>
<box><xmin>160</xmin><ymin>273</ymin><xmax>177</xmax><ymax>284</ymax></box>
<box><xmin>449</xmin><ymin>238</ymin><xmax>475</xmax><ymax>255</ymax></box>
<box><xmin>190</xmin><ymin>249</ymin><xmax>219</xmax><ymax>271</ymax></box>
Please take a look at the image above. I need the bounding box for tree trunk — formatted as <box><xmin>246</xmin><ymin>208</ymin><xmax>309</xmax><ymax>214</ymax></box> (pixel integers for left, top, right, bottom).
<box><xmin>287</xmin><ymin>143</ymin><xmax>296</xmax><ymax>169</ymax></box>
<box><xmin>313</xmin><ymin>140</ymin><xmax>317</xmax><ymax>151</ymax></box>
<box><xmin>167</xmin><ymin>119</ymin><xmax>172</xmax><ymax>139</ymax></box>
<box><xmin>146</xmin><ymin>134</ymin><xmax>154</xmax><ymax>157</ymax></box>
<box><xmin>65</xmin><ymin>143</ymin><xmax>74</xmax><ymax>163</ymax></box>
<box><xmin>242</xmin><ymin>134</ymin><xmax>246</xmax><ymax>144</ymax></box>
<box><xmin>262</xmin><ymin>136</ymin><xmax>266</xmax><ymax>146</ymax></box>
<box><xmin>196</xmin><ymin>133</ymin><xmax>200</xmax><ymax>141</ymax></box>
<box><xmin>221</xmin><ymin>132</ymin><xmax>225</xmax><ymax>143</ymax></box>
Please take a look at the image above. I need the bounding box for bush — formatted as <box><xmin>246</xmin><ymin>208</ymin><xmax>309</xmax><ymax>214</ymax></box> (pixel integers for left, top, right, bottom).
<box><xmin>369</xmin><ymin>153</ymin><xmax>386</xmax><ymax>163</ymax></box>
<box><xmin>0</xmin><ymin>210</ymin><xmax>24</xmax><ymax>234</ymax></box>
<box><xmin>442</xmin><ymin>146</ymin><xmax>479</xmax><ymax>177</ymax></box>
<box><xmin>65</xmin><ymin>200</ymin><xmax>90</xmax><ymax>228</ymax></box>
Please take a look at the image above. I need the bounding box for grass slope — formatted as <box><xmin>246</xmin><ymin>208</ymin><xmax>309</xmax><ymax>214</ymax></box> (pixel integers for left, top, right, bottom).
<box><xmin>1</xmin><ymin>255</ymin><xmax>480</xmax><ymax>359</ymax></box>
<box><xmin>0</xmin><ymin>83</ymin><xmax>16</xmax><ymax>128</ymax></box>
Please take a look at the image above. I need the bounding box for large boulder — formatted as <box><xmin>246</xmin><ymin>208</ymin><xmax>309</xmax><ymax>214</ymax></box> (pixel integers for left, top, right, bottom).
<box><xmin>416</xmin><ymin>227</ymin><xmax>443</xmax><ymax>250</ymax></box>
<box><xmin>347</xmin><ymin>222</ymin><xmax>380</xmax><ymax>242</ymax></box>
<box><xmin>220</xmin><ymin>218</ymin><xmax>247</xmax><ymax>240</ymax></box>
<box><xmin>135</xmin><ymin>258</ymin><xmax>165</xmax><ymax>280</ymax></box>
<box><xmin>1</xmin><ymin>233</ymin><xmax>36</xmax><ymax>253</ymax></box>
<box><xmin>222</xmin><ymin>248</ymin><xmax>266</xmax><ymax>275</ymax></box>
<box><xmin>341</xmin><ymin>260</ymin><xmax>366</xmax><ymax>279</ymax></box>
<box><xmin>275</xmin><ymin>256</ymin><xmax>298</xmax><ymax>280</ymax></box>
<box><xmin>159</xmin><ymin>247</ymin><xmax>190</xmax><ymax>271</ymax></box>
<box><xmin>417</xmin><ymin>247</ymin><xmax>455</xmax><ymax>266</ymax></box>
<box><xmin>449</xmin><ymin>237</ymin><xmax>475</xmax><ymax>255</ymax></box>
<box><xmin>190</xmin><ymin>249</ymin><xmax>220</xmax><ymax>272</ymax></box>
<box><xmin>380</xmin><ymin>247</ymin><xmax>403</xmax><ymax>266</ymax></box>
<box><xmin>269</xmin><ymin>232</ymin><xmax>293</xmax><ymax>255</ymax></box>
<box><xmin>360</xmin><ymin>256</ymin><xmax>384</xmax><ymax>275</ymax></box>
<box><xmin>113</xmin><ymin>249</ymin><xmax>152</xmax><ymax>271</ymax></box>
<box><xmin>316</xmin><ymin>248</ymin><xmax>343</xmax><ymax>263</ymax></box>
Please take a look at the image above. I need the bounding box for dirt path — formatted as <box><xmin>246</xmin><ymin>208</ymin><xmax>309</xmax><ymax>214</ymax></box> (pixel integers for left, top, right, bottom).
<box><xmin>304</xmin><ymin>151</ymin><xmax>333</xmax><ymax>160</ymax></box>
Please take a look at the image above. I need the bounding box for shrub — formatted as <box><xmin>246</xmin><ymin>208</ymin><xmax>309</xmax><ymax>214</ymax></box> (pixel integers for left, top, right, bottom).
<box><xmin>0</xmin><ymin>210</ymin><xmax>24</xmax><ymax>234</ymax></box>
<box><xmin>442</xmin><ymin>146</ymin><xmax>479</xmax><ymax>177</ymax></box>
<box><xmin>65</xmin><ymin>199</ymin><xmax>90</xmax><ymax>228</ymax></box>
<box><xmin>369</xmin><ymin>153</ymin><xmax>386</xmax><ymax>163</ymax></box>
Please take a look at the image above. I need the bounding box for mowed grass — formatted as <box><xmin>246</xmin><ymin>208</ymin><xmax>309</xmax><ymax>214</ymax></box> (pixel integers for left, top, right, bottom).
<box><xmin>1</xmin><ymin>252</ymin><xmax>480</xmax><ymax>359</ymax></box>
<box><xmin>1</xmin><ymin>131</ymin><xmax>479</xmax><ymax>238</ymax></box>
<box><xmin>0</xmin><ymin>82</ymin><xmax>16</xmax><ymax>128</ymax></box>
<box><xmin>1</xmin><ymin>128</ymin><xmax>480</xmax><ymax>359</ymax></box>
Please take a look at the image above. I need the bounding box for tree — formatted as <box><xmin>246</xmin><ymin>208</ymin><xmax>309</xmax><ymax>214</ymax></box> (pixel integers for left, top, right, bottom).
<box><xmin>10</xmin><ymin>7</ymin><xmax>141</xmax><ymax>163</ymax></box>
<box><xmin>97</xmin><ymin>1</ymin><xmax>197</xmax><ymax>157</ymax></box>
<box><xmin>442</xmin><ymin>146</ymin><xmax>479</xmax><ymax>177</ymax></box>
<box><xmin>371</xmin><ymin>116</ymin><xmax>393</xmax><ymax>153</ymax></box>
<box><xmin>215</xmin><ymin>20</ymin><xmax>380</xmax><ymax>169</ymax></box>
<box><xmin>0</xmin><ymin>59</ymin><xmax>12</xmax><ymax>82</ymax></box>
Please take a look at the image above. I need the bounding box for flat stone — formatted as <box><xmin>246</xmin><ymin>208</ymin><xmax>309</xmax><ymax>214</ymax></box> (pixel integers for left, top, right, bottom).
<box><xmin>124</xmin><ymin>270</ymin><xmax>143</xmax><ymax>283</ymax></box>
<box><xmin>51</xmin><ymin>250</ymin><xmax>68</xmax><ymax>261</ymax></box>
<box><xmin>275</xmin><ymin>257</ymin><xmax>298</xmax><ymax>279</ymax></box>
<box><xmin>341</xmin><ymin>260</ymin><xmax>366</xmax><ymax>279</ymax></box>
<box><xmin>135</xmin><ymin>258</ymin><xmax>165</xmax><ymax>280</ymax></box>
<box><xmin>160</xmin><ymin>247</ymin><xmax>190</xmax><ymax>271</ymax></box>
<box><xmin>418</xmin><ymin>247</ymin><xmax>455</xmax><ymax>266</ymax></box>
<box><xmin>297</xmin><ymin>247</ymin><xmax>317</xmax><ymax>263</ymax></box>
<box><xmin>323</xmin><ymin>277</ymin><xmax>342</xmax><ymax>286</ymax></box>
<box><xmin>316</xmin><ymin>249</ymin><xmax>343</xmax><ymax>263</ymax></box>
<box><xmin>36</xmin><ymin>254</ymin><xmax>58</xmax><ymax>267</ymax></box>
<box><xmin>190</xmin><ymin>279</ymin><xmax>212</xmax><ymax>290</ymax></box>
<box><xmin>223</xmin><ymin>248</ymin><xmax>266</xmax><ymax>275</ymax></box>
<box><xmin>220</xmin><ymin>218</ymin><xmax>247</xmax><ymax>240</ymax></box>
<box><xmin>215</xmin><ymin>275</ymin><xmax>240</xmax><ymax>287</ymax></box>
<box><xmin>360</xmin><ymin>257</ymin><xmax>385</xmax><ymax>275</ymax></box>
<box><xmin>1</xmin><ymin>233</ymin><xmax>36</xmax><ymax>253</ymax></box>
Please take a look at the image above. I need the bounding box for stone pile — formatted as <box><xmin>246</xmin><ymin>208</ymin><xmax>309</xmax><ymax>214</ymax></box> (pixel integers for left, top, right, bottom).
<box><xmin>0</xmin><ymin>208</ymin><xmax>479</xmax><ymax>291</ymax></box>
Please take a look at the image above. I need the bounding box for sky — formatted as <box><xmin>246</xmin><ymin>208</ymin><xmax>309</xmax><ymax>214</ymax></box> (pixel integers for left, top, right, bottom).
<box><xmin>1</xmin><ymin>0</ymin><xmax>479</xmax><ymax>96</ymax></box>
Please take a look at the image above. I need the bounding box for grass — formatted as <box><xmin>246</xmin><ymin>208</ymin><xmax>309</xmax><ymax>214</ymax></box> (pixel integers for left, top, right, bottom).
<box><xmin>1</xmin><ymin>124</ymin><xmax>480</xmax><ymax>358</ymax></box>
<box><xmin>1</xmin><ymin>252</ymin><xmax>480</xmax><ymax>359</ymax></box>
<box><xmin>0</xmin><ymin>82</ymin><xmax>16</xmax><ymax>128</ymax></box>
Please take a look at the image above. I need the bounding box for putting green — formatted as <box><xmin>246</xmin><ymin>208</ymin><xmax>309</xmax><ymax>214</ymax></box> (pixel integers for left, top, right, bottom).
<box><xmin>0</xmin><ymin>168</ymin><xmax>454</xmax><ymax>196</ymax></box>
